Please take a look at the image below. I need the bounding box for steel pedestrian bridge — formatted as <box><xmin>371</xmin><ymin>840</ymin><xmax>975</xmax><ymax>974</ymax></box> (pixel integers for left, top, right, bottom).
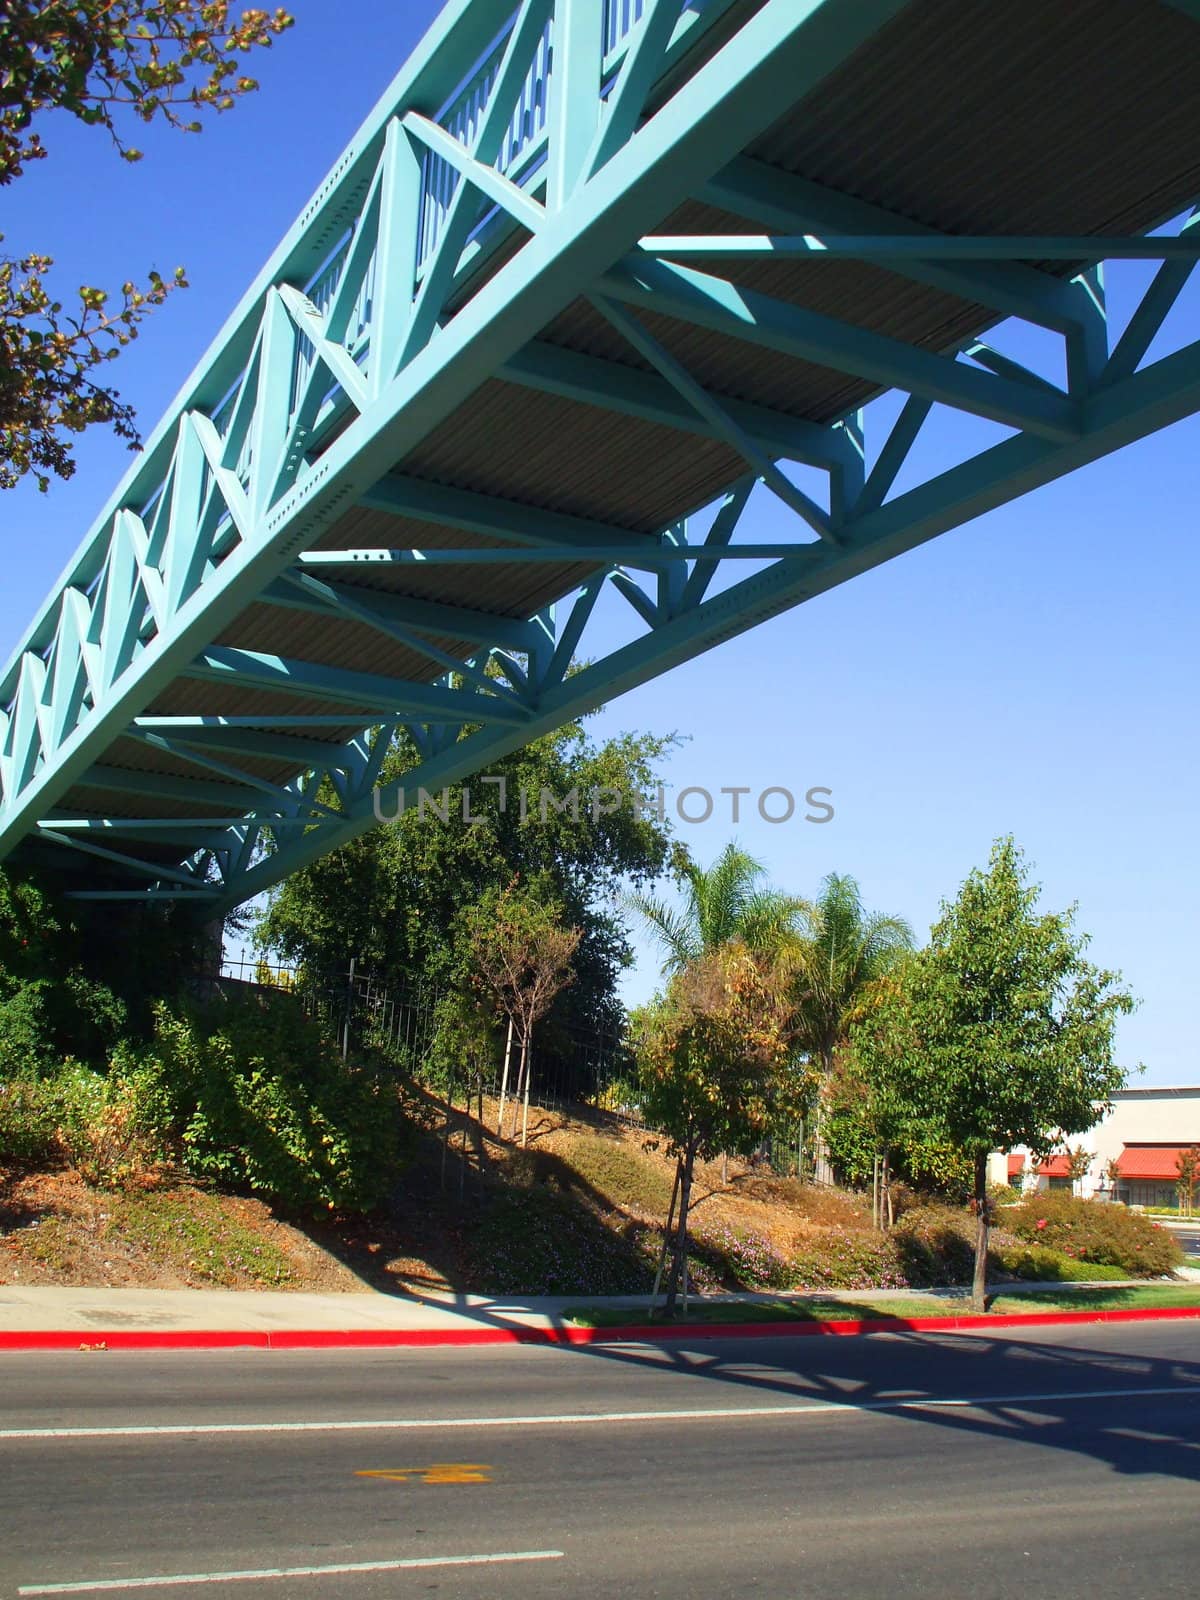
<box><xmin>2</xmin><ymin>0</ymin><xmax>1199</xmax><ymax>914</ymax></box>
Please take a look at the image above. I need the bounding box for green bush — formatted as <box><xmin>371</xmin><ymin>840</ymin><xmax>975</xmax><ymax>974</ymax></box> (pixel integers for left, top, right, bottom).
<box><xmin>1007</xmin><ymin>1192</ymin><xmax>1183</xmax><ymax>1276</ymax></box>
<box><xmin>892</xmin><ymin>1203</ymin><xmax>977</xmax><ymax>1286</ymax></box>
<box><xmin>989</xmin><ymin>1242</ymin><xmax>1129</xmax><ymax>1283</ymax></box>
<box><xmin>54</xmin><ymin>1058</ymin><xmax>171</xmax><ymax>1188</ymax></box>
<box><xmin>0</xmin><ymin>1071</ymin><xmax>60</xmax><ymax>1163</ymax></box>
<box><xmin>0</xmin><ymin>1057</ymin><xmax>168</xmax><ymax>1185</ymax></box>
<box><xmin>0</xmin><ymin>872</ymin><xmax>127</xmax><ymax>1070</ymax></box>
<box><xmin>136</xmin><ymin>994</ymin><xmax>403</xmax><ymax>1213</ymax></box>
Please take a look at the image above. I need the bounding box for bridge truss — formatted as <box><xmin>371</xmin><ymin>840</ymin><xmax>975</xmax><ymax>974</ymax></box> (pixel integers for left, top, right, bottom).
<box><xmin>2</xmin><ymin>0</ymin><xmax>1199</xmax><ymax>914</ymax></box>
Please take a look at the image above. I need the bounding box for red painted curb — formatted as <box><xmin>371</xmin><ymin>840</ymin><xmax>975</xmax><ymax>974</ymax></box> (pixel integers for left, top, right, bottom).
<box><xmin>1</xmin><ymin>1304</ymin><xmax>1198</xmax><ymax>1352</ymax></box>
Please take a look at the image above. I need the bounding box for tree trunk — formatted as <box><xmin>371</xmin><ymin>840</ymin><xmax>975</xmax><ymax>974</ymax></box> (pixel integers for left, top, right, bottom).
<box><xmin>520</xmin><ymin>1028</ymin><xmax>534</xmax><ymax>1149</ymax></box>
<box><xmin>651</xmin><ymin>1162</ymin><xmax>682</xmax><ymax>1314</ymax></box>
<box><xmin>971</xmin><ymin>1150</ymin><xmax>990</xmax><ymax>1314</ymax></box>
<box><xmin>508</xmin><ymin>1032</ymin><xmax>529</xmax><ymax>1143</ymax></box>
<box><xmin>811</xmin><ymin>1045</ymin><xmax>835</xmax><ymax>1184</ymax></box>
<box><xmin>871</xmin><ymin>1154</ymin><xmax>880</xmax><ymax>1229</ymax></box>
<box><xmin>662</xmin><ymin>1144</ymin><xmax>696</xmax><ymax>1319</ymax></box>
<box><xmin>883</xmin><ymin>1151</ymin><xmax>894</xmax><ymax>1229</ymax></box>
<box><xmin>496</xmin><ymin>1017</ymin><xmax>514</xmax><ymax>1136</ymax></box>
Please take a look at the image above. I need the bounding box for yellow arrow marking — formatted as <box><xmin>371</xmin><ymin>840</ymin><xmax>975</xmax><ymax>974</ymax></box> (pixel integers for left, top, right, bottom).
<box><xmin>355</xmin><ymin>1464</ymin><xmax>492</xmax><ymax>1485</ymax></box>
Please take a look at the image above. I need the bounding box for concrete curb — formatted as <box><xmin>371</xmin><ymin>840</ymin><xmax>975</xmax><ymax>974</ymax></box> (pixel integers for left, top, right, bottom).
<box><xmin>2</xmin><ymin>1304</ymin><xmax>1199</xmax><ymax>1352</ymax></box>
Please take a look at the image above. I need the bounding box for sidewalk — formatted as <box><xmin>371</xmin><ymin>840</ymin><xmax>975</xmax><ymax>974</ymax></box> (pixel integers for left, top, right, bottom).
<box><xmin>1</xmin><ymin>1278</ymin><xmax>1194</xmax><ymax>1351</ymax></box>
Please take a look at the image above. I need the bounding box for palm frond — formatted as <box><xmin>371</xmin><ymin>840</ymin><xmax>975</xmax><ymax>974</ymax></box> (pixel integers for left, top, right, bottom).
<box><xmin>624</xmin><ymin>889</ymin><xmax>701</xmax><ymax>974</ymax></box>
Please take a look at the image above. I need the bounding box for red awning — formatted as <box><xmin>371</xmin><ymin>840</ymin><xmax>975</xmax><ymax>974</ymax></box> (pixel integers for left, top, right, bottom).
<box><xmin>1036</xmin><ymin>1155</ymin><xmax>1073</xmax><ymax>1178</ymax></box>
<box><xmin>1115</xmin><ymin>1145</ymin><xmax>1198</xmax><ymax>1180</ymax></box>
<box><xmin>1007</xmin><ymin>1155</ymin><xmax>1025</xmax><ymax>1179</ymax></box>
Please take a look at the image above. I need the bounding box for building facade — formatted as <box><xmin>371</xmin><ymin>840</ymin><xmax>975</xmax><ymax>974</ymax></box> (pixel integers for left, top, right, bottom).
<box><xmin>988</xmin><ymin>1086</ymin><xmax>1200</xmax><ymax>1208</ymax></box>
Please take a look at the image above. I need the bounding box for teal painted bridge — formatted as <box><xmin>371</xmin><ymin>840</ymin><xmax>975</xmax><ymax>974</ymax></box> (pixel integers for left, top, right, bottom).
<box><xmin>3</xmin><ymin>0</ymin><xmax>1200</xmax><ymax>913</ymax></box>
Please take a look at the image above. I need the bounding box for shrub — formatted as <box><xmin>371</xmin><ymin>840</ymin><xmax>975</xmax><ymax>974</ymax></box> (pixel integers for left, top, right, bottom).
<box><xmin>694</xmin><ymin>1223</ymin><xmax>790</xmax><ymax>1290</ymax></box>
<box><xmin>136</xmin><ymin>994</ymin><xmax>403</xmax><ymax>1213</ymax></box>
<box><xmin>0</xmin><ymin>872</ymin><xmax>127</xmax><ymax>1070</ymax></box>
<box><xmin>0</xmin><ymin>1071</ymin><xmax>59</xmax><ymax>1163</ymax></box>
<box><xmin>786</xmin><ymin>1227</ymin><xmax>909</xmax><ymax>1291</ymax></box>
<box><xmin>892</xmin><ymin>1203</ymin><xmax>977</xmax><ymax>1286</ymax></box>
<box><xmin>990</xmin><ymin>1242</ymin><xmax>1129</xmax><ymax>1283</ymax></box>
<box><xmin>1</xmin><ymin>1057</ymin><xmax>168</xmax><ymax>1185</ymax></box>
<box><xmin>54</xmin><ymin>1058</ymin><xmax>170</xmax><ymax>1188</ymax></box>
<box><xmin>1007</xmin><ymin>1192</ymin><xmax>1183</xmax><ymax>1276</ymax></box>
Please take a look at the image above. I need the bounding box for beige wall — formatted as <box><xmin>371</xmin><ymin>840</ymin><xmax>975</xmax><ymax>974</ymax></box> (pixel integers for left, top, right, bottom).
<box><xmin>996</xmin><ymin>1086</ymin><xmax>1200</xmax><ymax>1199</ymax></box>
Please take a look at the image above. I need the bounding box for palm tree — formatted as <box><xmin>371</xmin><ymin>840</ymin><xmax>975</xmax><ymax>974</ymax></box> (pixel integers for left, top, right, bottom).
<box><xmin>628</xmin><ymin>841</ymin><xmax>808</xmax><ymax>974</ymax></box>
<box><xmin>794</xmin><ymin>873</ymin><xmax>913</xmax><ymax>1182</ymax></box>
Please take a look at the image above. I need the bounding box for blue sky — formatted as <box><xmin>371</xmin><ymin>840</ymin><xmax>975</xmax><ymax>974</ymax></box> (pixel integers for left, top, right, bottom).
<box><xmin>3</xmin><ymin>2</ymin><xmax>1197</xmax><ymax>1084</ymax></box>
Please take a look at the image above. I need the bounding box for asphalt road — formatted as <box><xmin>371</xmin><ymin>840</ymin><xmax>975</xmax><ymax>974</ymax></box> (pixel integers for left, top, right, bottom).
<box><xmin>2</xmin><ymin>1321</ymin><xmax>1199</xmax><ymax>1598</ymax></box>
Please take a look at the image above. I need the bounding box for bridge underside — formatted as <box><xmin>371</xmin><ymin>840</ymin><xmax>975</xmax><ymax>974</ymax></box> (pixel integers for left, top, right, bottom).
<box><xmin>2</xmin><ymin>0</ymin><xmax>1199</xmax><ymax>914</ymax></box>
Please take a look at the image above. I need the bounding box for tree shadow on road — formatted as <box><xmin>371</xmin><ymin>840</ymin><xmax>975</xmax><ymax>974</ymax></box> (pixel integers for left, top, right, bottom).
<box><xmin>542</xmin><ymin>1319</ymin><xmax>1200</xmax><ymax>1485</ymax></box>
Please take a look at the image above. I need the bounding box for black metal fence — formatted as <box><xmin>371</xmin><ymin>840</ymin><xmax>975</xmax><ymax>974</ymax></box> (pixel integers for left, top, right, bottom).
<box><xmin>215</xmin><ymin>954</ymin><xmax>640</xmax><ymax>1122</ymax></box>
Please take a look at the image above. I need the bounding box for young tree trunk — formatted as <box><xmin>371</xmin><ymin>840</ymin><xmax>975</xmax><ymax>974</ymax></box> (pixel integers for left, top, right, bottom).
<box><xmin>811</xmin><ymin>1045</ymin><xmax>835</xmax><ymax>1184</ymax></box>
<box><xmin>883</xmin><ymin>1151</ymin><xmax>894</xmax><ymax>1229</ymax></box>
<box><xmin>651</xmin><ymin>1162</ymin><xmax>682</xmax><ymax>1314</ymax></box>
<box><xmin>520</xmin><ymin>1029</ymin><xmax>533</xmax><ymax>1149</ymax></box>
<box><xmin>507</xmin><ymin>1031</ymin><xmax>529</xmax><ymax>1143</ymax></box>
<box><xmin>872</xmin><ymin>1154</ymin><xmax>880</xmax><ymax>1229</ymax></box>
<box><xmin>496</xmin><ymin>1017</ymin><xmax>514</xmax><ymax>1137</ymax></box>
<box><xmin>972</xmin><ymin>1150</ymin><xmax>990</xmax><ymax>1314</ymax></box>
<box><xmin>662</xmin><ymin>1143</ymin><xmax>696</xmax><ymax>1319</ymax></box>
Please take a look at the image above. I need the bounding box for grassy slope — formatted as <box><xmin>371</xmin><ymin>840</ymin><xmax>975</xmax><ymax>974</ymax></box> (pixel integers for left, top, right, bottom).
<box><xmin>0</xmin><ymin>1091</ymin><xmax>1185</xmax><ymax>1295</ymax></box>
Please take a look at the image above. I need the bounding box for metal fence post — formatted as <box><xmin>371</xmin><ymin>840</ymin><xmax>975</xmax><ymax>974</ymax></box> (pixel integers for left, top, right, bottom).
<box><xmin>341</xmin><ymin>956</ymin><xmax>357</xmax><ymax>1061</ymax></box>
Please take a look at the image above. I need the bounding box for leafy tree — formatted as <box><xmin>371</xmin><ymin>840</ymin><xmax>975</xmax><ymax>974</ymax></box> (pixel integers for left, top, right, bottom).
<box><xmin>830</xmin><ymin>966</ymin><xmax>974</xmax><ymax>1222</ymax></box>
<box><xmin>1</xmin><ymin>1</ymin><xmax>292</xmax><ymax>489</ymax></box>
<box><xmin>1065</xmin><ymin>1143</ymin><xmax>1093</xmax><ymax>1196</ymax></box>
<box><xmin>633</xmin><ymin>941</ymin><xmax>811</xmax><ymax>1316</ymax></box>
<box><xmin>255</xmin><ymin>720</ymin><xmax>677</xmax><ymax>1048</ymax></box>
<box><xmin>629</xmin><ymin>840</ymin><xmax>810</xmax><ymax>1181</ymax></box>
<box><xmin>628</xmin><ymin>839</ymin><xmax>808</xmax><ymax>974</ymax></box>
<box><xmin>883</xmin><ymin>838</ymin><xmax>1135</xmax><ymax>1311</ymax></box>
<box><xmin>463</xmin><ymin>881</ymin><xmax>580</xmax><ymax>1147</ymax></box>
<box><xmin>1176</xmin><ymin>1146</ymin><xmax>1199</xmax><ymax>1217</ymax></box>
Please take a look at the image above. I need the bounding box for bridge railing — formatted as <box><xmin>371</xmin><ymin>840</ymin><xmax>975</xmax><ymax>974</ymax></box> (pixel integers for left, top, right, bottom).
<box><xmin>287</xmin><ymin>0</ymin><xmax>725</xmax><ymax>488</ymax></box>
<box><xmin>0</xmin><ymin>0</ymin><xmax>869</xmax><ymax>877</ymax></box>
<box><xmin>414</xmin><ymin>0</ymin><xmax>708</xmax><ymax>282</ymax></box>
<box><xmin>416</xmin><ymin>14</ymin><xmax>554</xmax><ymax>277</ymax></box>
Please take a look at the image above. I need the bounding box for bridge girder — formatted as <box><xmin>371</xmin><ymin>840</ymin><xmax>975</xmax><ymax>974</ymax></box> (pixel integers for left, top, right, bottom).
<box><xmin>1</xmin><ymin>0</ymin><xmax>1198</xmax><ymax>913</ymax></box>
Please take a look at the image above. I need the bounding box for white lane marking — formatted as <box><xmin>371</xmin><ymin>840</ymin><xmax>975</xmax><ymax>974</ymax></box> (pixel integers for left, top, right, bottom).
<box><xmin>1</xmin><ymin>1384</ymin><xmax>1196</xmax><ymax>1441</ymax></box>
<box><xmin>17</xmin><ymin>1549</ymin><xmax>564</xmax><ymax>1595</ymax></box>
